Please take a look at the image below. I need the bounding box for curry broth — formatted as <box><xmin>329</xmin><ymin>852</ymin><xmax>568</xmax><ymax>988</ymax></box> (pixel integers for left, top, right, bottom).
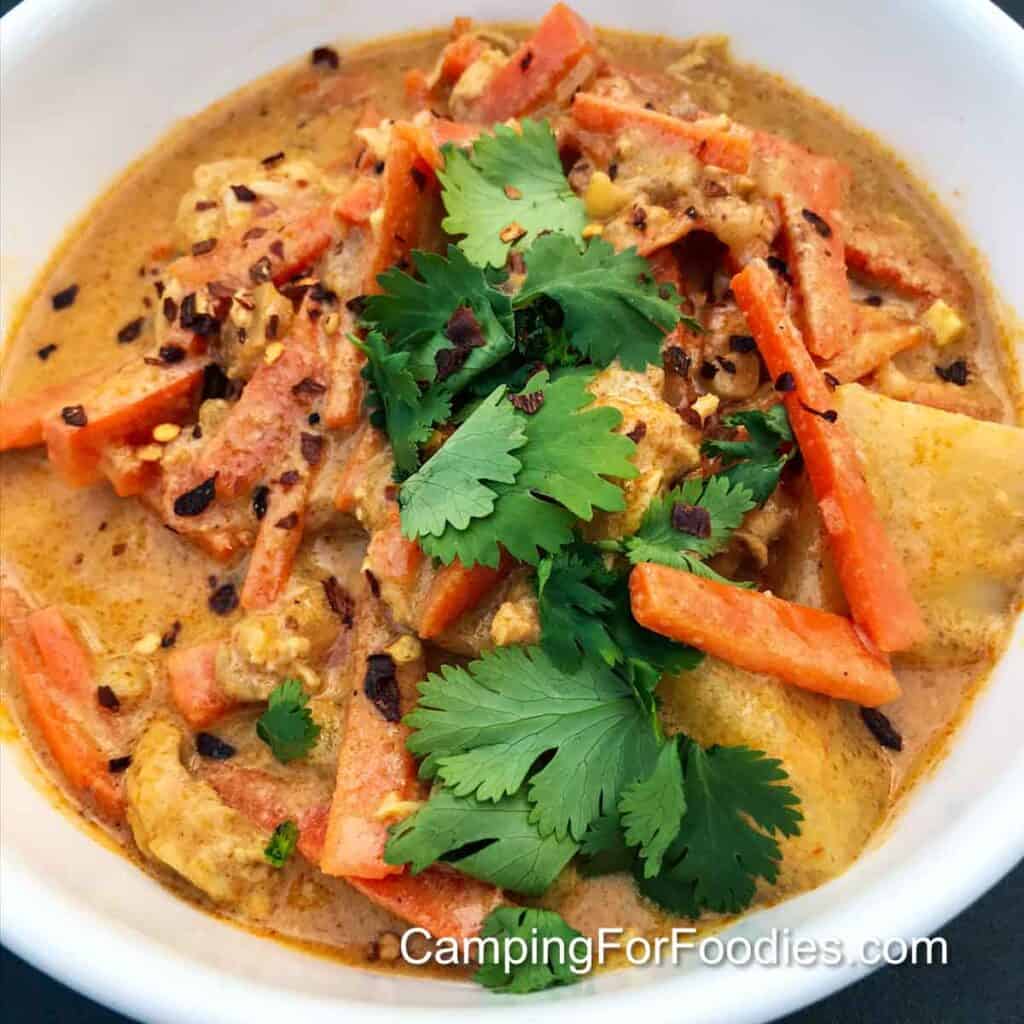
<box><xmin>0</xmin><ymin>21</ymin><xmax>1019</xmax><ymax>978</ymax></box>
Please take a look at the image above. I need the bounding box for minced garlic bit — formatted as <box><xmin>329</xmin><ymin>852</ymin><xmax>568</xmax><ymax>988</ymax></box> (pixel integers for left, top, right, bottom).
<box><xmin>264</xmin><ymin>342</ymin><xmax>285</xmax><ymax>365</ymax></box>
<box><xmin>582</xmin><ymin>222</ymin><xmax>604</xmax><ymax>239</ymax></box>
<box><xmin>386</xmin><ymin>635</ymin><xmax>423</xmax><ymax>664</ymax></box>
<box><xmin>692</xmin><ymin>393</ymin><xmax>720</xmax><ymax>422</ymax></box>
<box><xmin>321</xmin><ymin>312</ymin><xmax>341</xmax><ymax>335</ymax></box>
<box><xmin>152</xmin><ymin>422</ymin><xmax>182</xmax><ymax>443</ymax></box>
<box><xmin>922</xmin><ymin>299</ymin><xmax>966</xmax><ymax>347</ymax></box>
<box><xmin>137</xmin><ymin>444</ymin><xmax>164</xmax><ymax>462</ymax></box>
<box><xmin>133</xmin><ymin>632</ymin><xmax>162</xmax><ymax>656</ymax></box>
<box><xmin>499</xmin><ymin>221</ymin><xmax>527</xmax><ymax>244</ymax></box>
<box><xmin>373</xmin><ymin>791</ymin><xmax>424</xmax><ymax>821</ymax></box>
<box><xmin>583</xmin><ymin>170</ymin><xmax>631</xmax><ymax>219</ymax></box>
<box><xmin>368</xmin><ymin>207</ymin><xmax>385</xmax><ymax>234</ymax></box>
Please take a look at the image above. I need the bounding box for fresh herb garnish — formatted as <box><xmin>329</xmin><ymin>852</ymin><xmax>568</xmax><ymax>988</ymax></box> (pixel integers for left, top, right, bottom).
<box><xmin>701</xmin><ymin>405</ymin><xmax>795</xmax><ymax>505</ymax></box>
<box><xmin>474</xmin><ymin>908</ymin><xmax>584</xmax><ymax>993</ymax></box>
<box><xmin>264</xmin><ymin>819</ymin><xmax>299</xmax><ymax>868</ymax></box>
<box><xmin>256</xmin><ymin>679</ymin><xmax>321</xmax><ymax>763</ymax></box>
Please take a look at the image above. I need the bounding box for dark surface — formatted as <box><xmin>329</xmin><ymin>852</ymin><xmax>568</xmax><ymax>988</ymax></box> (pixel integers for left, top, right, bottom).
<box><xmin>1</xmin><ymin>0</ymin><xmax>1022</xmax><ymax>1020</ymax></box>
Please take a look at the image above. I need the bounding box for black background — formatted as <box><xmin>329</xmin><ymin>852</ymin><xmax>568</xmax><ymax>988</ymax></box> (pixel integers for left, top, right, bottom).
<box><xmin>1</xmin><ymin>0</ymin><xmax>1021</xmax><ymax>1020</ymax></box>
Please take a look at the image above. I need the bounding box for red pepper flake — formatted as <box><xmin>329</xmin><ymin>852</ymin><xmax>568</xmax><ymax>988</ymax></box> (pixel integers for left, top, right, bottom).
<box><xmin>311</xmin><ymin>45</ymin><xmax>340</xmax><ymax>69</ymax></box>
<box><xmin>800</xmin><ymin>401</ymin><xmax>839</xmax><ymax>423</ymax></box>
<box><xmin>200</xmin><ymin>363</ymin><xmax>230</xmax><ymax>402</ymax></box>
<box><xmin>194</xmin><ymin>200</ymin><xmax>218</xmax><ymax>212</ymax></box>
<box><xmin>158</xmin><ymin>343</ymin><xmax>187</xmax><ymax>364</ymax></box>
<box><xmin>935</xmin><ymin>359</ymin><xmax>969</xmax><ymax>386</ymax></box>
<box><xmin>860</xmin><ymin>706</ymin><xmax>902</xmax><ymax>751</ymax></box>
<box><xmin>111</xmin><ymin>542</ymin><xmax>127</xmax><ymax>557</ymax></box>
<box><xmin>703</xmin><ymin>180</ymin><xmax>729</xmax><ymax>198</ymax></box>
<box><xmin>230</xmin><ymin>184</ymin><xmax>258</xmax><ymax>202</ymax></box>
<box><xmin>684</xmin><ymin>206</ymin><xmax>699</xmax><ymax>220</ymax></box>
<box><xmin>196</xmin><ymin>732</ymin><xmax>237</xmax><ymax>759</ymax></box>
<box><xmin>192</xmin><ymin>238</ymin><xmax>218</xmax><ymax>257</ymax></box>
<box><xmin>824</xmin><ymin>371</ymin><xmax>840</xmax><ymax>391</ymax></box>
<box><xmin>322</xmin><ymin>576</ymin><xmax>354</xmax><ymax>625</ymax></box>
<box><xmin>36</xmin><ymin>343</ymin><xmax>58</xmax><ymax>361</ymax></box>
<box><xmin>160</xmin><ymin>621</ymin><xmax>182</xmax><ymax>649</ymax></box>
<box><xmin>699</xmin><ymin>360</ymin><xmax>719</xmax><ymax>381</ymax></box>
<box><xmin>52</xmin><ymin>284</ymin><xmax>79</xmax><ymax>310</ymax></box>
<box><xmin>717</xmin><ymin>356</ymin><xmax>737</xmax><ymax>375</ymax></box>
<box><xmin>346</xmin><ymin>295</ymin><xmax>368</xmax><ymax>316</ymax></box>
<box><xmin>61</xmin><ymin>405</ymin><xmax>88</xmax><ymax>427</ymax></box>
<box><xmin>374</xmin><ymin>160</ymin><xmax>386</xmax><ymax>175</ymax></box>
<box><xmin>261</xmin><ymin>151</ymin><xmax>286</xmax><ymax>167</ymax></box>
<box><xmin>411</xmin><ymin>167</ymin><xmax>427</xmax><ymax>192</ymax></box>
<box><xmin>729</xmin><ymin>335</ymin><xmax>756</xmax><ymax>353</ymax></box>
<box><xmin>251</xmin><ymin>485</ymin><xmax>270</xmax><ymax>520</ymax></box>
<box><xmin>520</xmin><ymin>50</ymin><xmax>534</xmax><ymax>71</ymax></box>
<box><xmin>665</xmin><ymin>346</ymin><xmax>692</xmax><ymax>377</ymax></box>
<box><xmin>766</xmin><ymin>256</ymin><xmax>790</xmax><ymax>281</ymax></box>
<box><xmin>108</xmin><ymin>755</ymin><xmax>132</xmax><ymax>773</ymax></box>
<box><xmin>266</xmin><ymin>314</ymin><xmax>280</xmax><ymax>340</ymax></box>
<box><xmin>269</xmin><ymin>239</ymin><xmax>285</xmax><ymax>261</ymax></box>
<box><xmin>242</xmin><ymin>226</ymin><xmax>268</xmax><ymax>242</ymax></box>
<box><xmin>208</xmin><ymin>582</ymin><xmax>239</xmax><ymax>616</ymax></box>
<box><xmin>300</xmin><ymin>432</ymin><xmax>324</xmax><ymax>466</ymax></box>
<box><xmin>627</xmin><ymin>421</ymin><xmax>647</xmax><ymax>442</ymax></box>
<box><xmin>278</xmin><ymin>469</ymin><xmax>301</xmax><ymax>489</ymax></box>
<box><xmin>249</xmin><ymin>256</ymin><xmax>273</xmax><ymax>284</ymax></box>
<box><xmin>607</xmin><ymin>161</ymin><xmax>619</xmax><ymax>181</ymax></box>
<box><xmin>671</xmin><ymin>502</ymin><xmax>712</xmax><ymax>539</ymax></box>
<box><xmin>174</xmin><ymin>475</ymin><xmax>217</xmax><ymax>517</ymax></box>
<box><xmin>96</xmin><ymin>685</ymin><xmax>121</xmax><ymax>711</ymax></box>
<box><xmin>774</xmin><ymin>371</ymin><xmax>796</xmax><ymax>393</ymax></box>
<box><xmin>510</xmin><ymin>390</ymin><xmax>545</xmax><ymax>415</ymax></box>
<box><xmin>275</xmin><ymin>512</ymin><xmax>299</xmax><ymax>530</ymax></box>
<box><xmin>364</xmin><ymin>569</ymin><xmax>381</xmax><ymax>598</ymax></box>
<box><xmin>631</xmin><ymin>206</ymin><xmax>648</xmax><ymax>231</ymax></box>
<box><xmin>863</xmin><ymin>294</ymin><xmax>884</xmax><ymax>307</ymax></box>
<box><xmin>117</xmin><ymin>317</ymin><xmax>145</xmax><ymax>344</ymax></box>
<box><xmin>162</xmin><ymin>297</ymin><xmax>178</xmax><ymax>323</ymax></box>
<box><xmin>364</xmin><ymin>653</ymin><xmax>401</xmax><ymax>722</ymax></box>
<box><xmin>179</xmin><ymin>293</ymin><xmax>221</xmax><ymax>337</ymax></box>
<box><xmin>308</xmin><ymin>412</ymin><xmax>320</xmax><ymax>426</ymax></box>
<box><xmin>801</xmin><ymin>208</ymin><xmax>833</xmax><ymax>238</ymax></box>
<box><xmin>292</xmin><ymin>376</ymin><xmax>327</xmax><ymax>399</ymax></box>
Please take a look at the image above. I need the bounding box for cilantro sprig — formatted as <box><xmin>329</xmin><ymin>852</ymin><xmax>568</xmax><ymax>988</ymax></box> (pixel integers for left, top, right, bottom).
<box><xmin>475</xmin><ymin>908</ymin><xmax>585</xmax><ymax>994</ymax></box>
<box><xmin>256</xmin><ymin>679</ymin><xmax>321</xmax><ymax>764</ymax></box>
<box><xmin>264</xmin><ymin>820</ymin><xmax>299</xmax><ymax>868</ymax></box>
<box><xmin>702</xmin><ymin>405</ymin><xmax>796</xmax><ymax>505</ymax></box>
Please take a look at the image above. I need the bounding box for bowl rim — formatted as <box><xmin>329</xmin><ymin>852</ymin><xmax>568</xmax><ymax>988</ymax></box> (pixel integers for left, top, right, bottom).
<box><xmin>1</xmin><ymin>0</ymin><xmax>1023</xmax><ymax>1021</ymax></box>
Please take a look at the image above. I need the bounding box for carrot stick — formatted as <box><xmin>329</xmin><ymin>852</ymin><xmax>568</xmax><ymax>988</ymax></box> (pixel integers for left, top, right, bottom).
<box><xmin>755</xmin><ymin>133</ymin><xmax>853</xmax><ymax>359</ymax></box>
<box><xmin>26</xmin><ymin>607</ymin><xmax>95</xmax><ymax>703</ymax></box>
<box><xmin>418</xmin><ymin>556</ymin><xmax>511</xmax><ymax>639</ymax></box>
<box><xmin>365</xmin><ymin>518</ymin><xmax>424</xmax><ymax>590</ymax></box>
<box><xmin>822</xmin><ymin>304</ymin><xmax>924</xmax><ymax>384</ymax></box>
<box><xmin>167</xmin><ymin>642</ymin><xmax>236</xmax><ymax>728</ymax></box>
<box><xmin>470</xmin><ymin>3</ymin><xmax>596</xmax><ymax>122</ymax></box>
<box><xmin>42</xmin><ymin>358</ymin><xmax>205</xmax><ymax>487</ymax></box>
<box><xmin>0</xmin><ymin>367</ymin><xmax>110</xmax><ymax>451</ymax></box>
<box><xmin>336</xmin><ymin>178</ymin><xmax>383</xmax><ymax>224</ymax></box>
<box><xmin>629</xmin><ymin>563</ymin><xmax>901</xmax><ymax>706</ymax></box>
<box><xmin>731</xmin><ymin>259</ymin><xmax>925</xmax><ymax>652</ymax></box>
<box><xmin>320</xmin><ymin>590</ymin><xmax>423</xmax><ymax>879</ymax></box>
<box><xmin>335</xmin><ymin>424</ymin><xmax>389</xmax><ymax>513</ymax></box>
<box><xmin>324</xmin><ymin>311</ymin><xmax>365</xmax><ymax>431</ymax></box>
<box><xmin>1</xmin><ymin>595</ymin><xmax>123</xmax><ymax>820</ymax></box>
<box><xmin>571</xmin><ymin>92</ymin><xmax>752</xmax><ymax>174</ymax></box>
<box><xmin>98</xmin><ymin>443</ymin><xmax>161</xmax><ymax>497</ymax></box>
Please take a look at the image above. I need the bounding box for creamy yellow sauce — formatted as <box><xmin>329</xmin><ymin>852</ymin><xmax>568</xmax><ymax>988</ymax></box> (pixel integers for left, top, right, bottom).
<box><xmin>0</xmin><ymin>22</ymin><xmax>1019</xmax><ymax>978</ymax></box>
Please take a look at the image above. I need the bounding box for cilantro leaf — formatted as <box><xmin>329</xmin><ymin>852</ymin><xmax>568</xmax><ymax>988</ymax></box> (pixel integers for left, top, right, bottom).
<box><xmin>475</xmin><ymin>908</ymin><xmax>585</xmax><ymax>993</ymax></box>
<box><xmin>515</xmin><ymin>235</ymin><xmax>684</xmax><ymax>370</ymax></box>
<box><xmin>636</xmin><ymin>739</ymin><xmax>802</xmax><ymax>916</ymax></box>
<box><xmin>577</xmin><ymin>810</ymin><xmax>635</xmax><ymax>877</ymax></box>
<box><xmin>619</xmin><ymin>738</ymin><xmax>685</xmax><ymax>878</ymax></box>
<box><xmin>361</xmin><ymin>246</ymin><xmax>515</xmax><ymax>389</ymax></box>
<box><xmin>416</xmin><ymin>371</ymin><xmax>637</xmax><ymax>567</ymax></box>
<box><xmin>256</xmin><ymin>679</ymin><xmax>321</xmax><ymax>764</ymax></box>
<box><xmin>439</xmin><ymin>120</ymin><xmax>586</xmax><ymax>268</ymax></box>
<box><xmin>384</xmin><ymin>787</ymin><xmax>578</xmax><ymax>895</ymax></box>
<box><xmin>264</xmin><ymin>820</ymin><xmax>299</xmax><ymax>868</ymax></box>
<box><xmin>399</xmin><ymin>387</ymin><xmax>526</xmax><ymax>538</ymax></box>
<box><xmin>355</xmin><ymin>331</ymin><xmax>451</xmax><ymax>475</ymax></box>
<box><xmin>404</xmin><ymin>645</ymin><xmax>660</xmax><ymax>842</ymax></box>
<box><xmin>702</xmin><ymin>405</ymin><xmax>795</xmax><ymax>505</ymax></box>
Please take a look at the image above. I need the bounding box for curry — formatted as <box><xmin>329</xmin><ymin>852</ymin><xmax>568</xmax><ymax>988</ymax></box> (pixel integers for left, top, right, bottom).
<box><xmin>1</xmin><ymin>4</ymin><xmax>1021</xmax><ymax>992</ymax></box>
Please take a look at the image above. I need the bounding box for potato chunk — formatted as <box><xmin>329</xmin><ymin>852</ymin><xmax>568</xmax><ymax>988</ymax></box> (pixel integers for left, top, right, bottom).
<box><xmin>125</xmin><ymin>719</ymin><xmax>277</xmax><ymax>916</ymax></box>
<box><xmin>659</xmin><ymin>658</ymin><xmax>890</xmax><ymax>898</ymax></box>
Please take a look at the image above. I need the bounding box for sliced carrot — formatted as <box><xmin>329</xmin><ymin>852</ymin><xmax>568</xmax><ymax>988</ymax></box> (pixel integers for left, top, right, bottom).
<box><xmin>335</xmin><ymin>424</ymin><xmax>389</xmax><ymax>513</ymax></box>
<box><xmin>336</xmin><ymin>177</ymin><xmax>383</xmax><ymax>224</ymax></box>
<box><xmin>731</xmin><ymin>259</ymin><xmax>925</xmax><ymax>652</ymax></box>
<box><xmin>167</xmin><ymin>642</ymin><xmax>235</xmax><ymax>728</ymax></box>
<box><xmin>874</xmin><ymin>360</ymin><xmax>1004</xmax><ymax>422</ymax></box>
<box><xmin>365</xmin><ymin>518</ymin><xmax>424</xmax><ymax>589</ymax></box>
<box><xmin>193</xmin><ymin>315</ymin><xmax>324</xmax><ymax>499</ymax></box>
<box><xmin>0</xmin><ymin>367</ymin><xmax>109</xmax><ymax>451</ymax></box>
<box><xmin>26</xmin><ymin>606</ymin><xmax>95</xmax><ymax>703</ymax></box>
<box><xmin>324</xmin><ymin>310</ymin><xmax>365</xmax><ymax>431</ymax></box>
<box><xmin>42</xmin><ymin>359</ymin><xmax>204</xmax><ymax>487</ymax></box>
<box><xmin>630</xmin><ymin>563</ymin><xmax>900</xmax><ymax>705</ymax></box>
<box><xmin>2</xmin><ymin>596</ymin><xmax>123</xmax><ymax>820</ymax></box>
<box><xmin>418</xmin><ymin>556</ymin><xmax>512</xmax><ymax>639</ymax></box>
<box><xmin>755</xmin><ymin>133</ymin><xmax>853</xmax><ymax>360</ymax></box>
<box><xmin>404</xmin><ymin>67</ymin><xmax>431</xmax><ymax>107</ymax></box>
<box><xmin>571</xmin><ymin>92</ymin><xmax>752</xmax><ymax>174</ymax></box>
<box><xmin>320</xmin><ymin>591</ymin><xmax>423</xmax><ymax>879</ymax></box>
<box><xmin>470</xmin><ymin>3</ymin><xmax>596</xmax><ymax>122</ymax></box>
<box><xmin>823</xmin><ymin>304</ymin><xmax>924</xmax><ymax>384</ymax></box>
<box><xmin>438</xmin><ymin>32</ymin><xmax>487</xmax><ymax>84</ymax></box>
<box><xmin>98</xmin><ymin>443</ymin><xmax>161</xmax><ymax>497</ymax></box>
<box><xmin>169</xmin><ymin>202</ymin><xmax>335</xmax><ymax>291</ymax></box>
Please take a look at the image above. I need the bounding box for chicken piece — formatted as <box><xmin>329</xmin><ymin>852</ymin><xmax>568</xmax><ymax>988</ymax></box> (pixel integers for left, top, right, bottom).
<box><xmin>490</xmin><ymin>580</ymin><xmax>542</xmax><ymax>648</ymax></box>
<box><xmin>449</xmin><ymin>50</ymin><xmax>506</xmax><ymax>121</ymax></box>
<box><xmin>584</xmin><ymin>364</ymin><xmax>701</xmax><ymax>539</ymax></box>
<box><xmin>125</xmin><ymin>719</ymin><xmax>277</xmax><ymax>917</ymax></box>
<box><xmin>731</xmin><ymin>489</ymin><xmax>797</xmax><ymax>569</ymax></box>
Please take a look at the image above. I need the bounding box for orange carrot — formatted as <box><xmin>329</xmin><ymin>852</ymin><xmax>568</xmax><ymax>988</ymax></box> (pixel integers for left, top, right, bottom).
<box><xmin>755</xmin><ymin>133</ymin><xmax>853</xmax><ymax>360</ymax></box>
<box><xmin>324</xmin><ymin>310</ymin><xmax>365</xmax><ymax>431</ymax></box>
<box><xmin>470</xmin><ymin>4</ymin><xmax>597</xmax><ymax>122</ymax></box>
<box><xmin>731</xmin><ymin>259</ymin><xmax>925</xmax><ymax>652</ymax></box>
<box><xmin>822</xmin><ymin>304</ymin><xmax>924</xmax><ymax>384</ymax></box>
<box><xmin>98</xmin><ymin>443</ymin><xmax>161</xmax><ymax>497</ymax></box>
<box><xmin>571</xmin><ymin>92</ymin><xmax>752</xmax><ymax>174</ymax></box>
<box><xmin>438</xmin><ymin>32</ymin><xmax>487</xmax><ymax>84</ymax></box>
<box><xmin>26</xmin><ymin>606</ymin><xmax>95</xmax><ymax>703</ymax></box>
<box><xmin>335</xmin><ymin>424</ymin><xmax>389</xmax><ymax>513</ymax></box>
<box><xmin>418</xmin><ymin>556</ymin><xmax>512</xmax><ymax>639</ymax></box>
<box><xmin>0</xmin><ymin>367</ymin><xmax>109</xmax><ymax>451</ymax></box>
<box><xmin>1</xmin><ymin>595</ymin><xmax>123</xmax><ymax>820</ymax></box>
<box><xmin>167</xmin><ymin>642</ymin><xmax>236</xmax><ymax>728</ymax></box>
<box><xmin>336</xmin><ymin>177</ymin><xmax>383</xmax><ymax>224</ymax></box>
<box><xmin>320</xmin><ymin>590</ymin><xmax>423</xmax><ymax>879</ymax></box>
<box><xmin>629</xmin><ymin>563</ymin><xmax>901</xmax><ymax>706</ymax></box>
<box><xmin>169</xmin><ymin>202</ymin><xmax>335</xmax><ymax>290</ymax></box>
<box><xmin>42</xmin><ymin>358</ymin><xmax>205</xmax><ymax>487</ymax></box>
<box><xmin>365</xmin><ymin>518</ymin><xmax>424</xmax><ymax>590</ymax></box>
<box><xmin>404</xmin><ymin>67</ymin><xmax>431</xmax><ymax>107</ymax></box>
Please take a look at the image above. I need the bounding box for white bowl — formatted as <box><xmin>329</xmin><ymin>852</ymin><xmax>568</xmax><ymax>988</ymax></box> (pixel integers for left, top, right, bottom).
<box><xmin>2</xmin><ymin>1</ymin><xmax>1022</xmax><ymax>1021</ymax></box>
